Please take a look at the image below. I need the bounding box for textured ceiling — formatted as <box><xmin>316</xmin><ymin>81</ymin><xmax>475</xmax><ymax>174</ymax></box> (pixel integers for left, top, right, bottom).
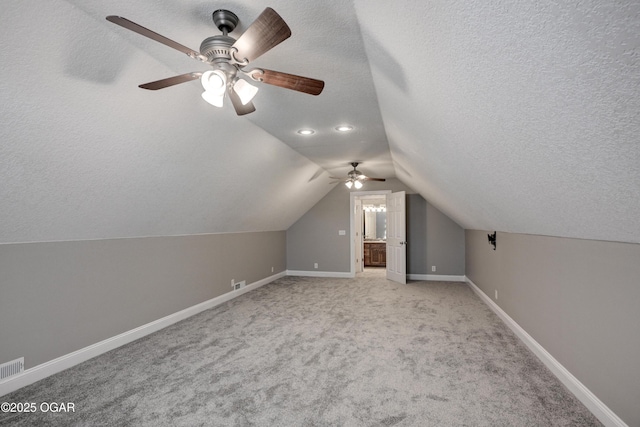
<box><xmin>355</xmin><ymin>0</ymin><xmax>640</xmax><ymax>244</ymax></box>
<box><xmin>1</xmin><ymin>0</ymin><xmax>639</xmax><ymax>244</ymax></box>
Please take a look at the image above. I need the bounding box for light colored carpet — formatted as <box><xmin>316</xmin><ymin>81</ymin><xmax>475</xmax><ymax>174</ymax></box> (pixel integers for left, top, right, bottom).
<box><xmin>1</xmin><ymin>269</ymin><xmax>601</xmax><ymax>426</ymax></box>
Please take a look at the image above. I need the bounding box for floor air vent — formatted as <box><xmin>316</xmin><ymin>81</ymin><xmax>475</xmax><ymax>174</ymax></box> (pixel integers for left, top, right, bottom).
<box><xmin>0</xmin><ymin>357</ymin><xmax>24</xmax><ymax>381</ymax></box>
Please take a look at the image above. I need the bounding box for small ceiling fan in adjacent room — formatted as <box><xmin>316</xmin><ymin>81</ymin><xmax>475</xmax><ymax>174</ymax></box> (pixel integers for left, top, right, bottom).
<box><xmin>106</xmin><ymin>8</ymin><xmax>324</xmax><ymax>115</ymax></box>
<box><xmin>330</xmin><ymin>162</ymin><xmax>386</xmax><ymax>189</ymax></box>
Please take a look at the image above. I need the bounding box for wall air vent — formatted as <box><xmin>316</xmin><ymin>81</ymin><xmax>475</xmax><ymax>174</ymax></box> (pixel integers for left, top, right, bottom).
<box><xmin>0</xmin><ymin>357</ymin><xmax>24</xmax><ymax>381</ymax></box>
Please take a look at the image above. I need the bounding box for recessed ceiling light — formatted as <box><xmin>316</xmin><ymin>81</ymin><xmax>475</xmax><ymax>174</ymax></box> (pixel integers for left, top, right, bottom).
<box><xmin>335</xmin><ymin>125</ymin><xmax>354</xmax><ymax>132</ymax></box>
<box><xmin>297</xmin><ymin>129</ymin><xmax>315</xmax><ymax>135</ymax></box>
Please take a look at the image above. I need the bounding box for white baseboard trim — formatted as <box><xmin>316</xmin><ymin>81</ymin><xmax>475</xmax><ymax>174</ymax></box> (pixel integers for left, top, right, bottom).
<box><xmin>407</xmin><ymin>274</ymin><xmax>466</xmax><ymax>282</ymax></box>
<box><xmin>0</xmin><ymin>271</ymin><xmax>286</xmax><ymax>397</ymax></box>
<box><xmin>465</xmin><ymin>277</ymin><xmax>627</xmax><ymax>427</ymax></box>
<box><xmin>286</xmin><ymin>270</ymin><xmax>354</xmax><ymax>278</ymax></box>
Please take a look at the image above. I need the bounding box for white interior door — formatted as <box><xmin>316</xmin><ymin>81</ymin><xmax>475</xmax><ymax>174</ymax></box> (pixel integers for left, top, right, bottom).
<box><xmin>386</xmin><ymin>191</ymin><xmax>406</xmax><ymax>284</ymax></box>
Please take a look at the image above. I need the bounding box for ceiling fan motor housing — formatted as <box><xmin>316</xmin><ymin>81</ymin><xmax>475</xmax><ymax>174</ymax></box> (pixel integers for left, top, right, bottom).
<box><xmin>199</xmin><ymin>35</ymin><xmax>235</xmax><ymax>63</ymax></box>
<box><xmin>348</xmin><ymin>170</ymin><xmax>364</xmax><ymax>180</ymax></box>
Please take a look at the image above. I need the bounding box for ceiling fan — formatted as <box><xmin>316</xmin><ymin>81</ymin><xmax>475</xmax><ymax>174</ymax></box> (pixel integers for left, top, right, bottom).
<box><xmin>106</xmin><ymin>8</ymin><xmax>324</xmax><ymax>115</ymax></box>
<box><xmin>330</xmin><ymin>162</ymin><xmax>386</xmax><ymax>189</ymax></box>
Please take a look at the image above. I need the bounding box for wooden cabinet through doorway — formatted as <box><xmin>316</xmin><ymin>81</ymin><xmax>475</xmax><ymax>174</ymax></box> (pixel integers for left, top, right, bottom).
<box><xmin>364</xmin><ymin>242</ymin><xmax>386</xmax><ymax>267</ymax></box>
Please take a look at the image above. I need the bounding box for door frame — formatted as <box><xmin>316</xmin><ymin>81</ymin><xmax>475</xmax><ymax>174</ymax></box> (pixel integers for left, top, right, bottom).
<box><xmin>354</xmin><ymin>198</ymin><xmax>363</xmax><ymax>274</ymax></box>
<box><xmin>349</xmin><ymin>190</ymin><xmax>392</xmax><ymax>276</ymax></box>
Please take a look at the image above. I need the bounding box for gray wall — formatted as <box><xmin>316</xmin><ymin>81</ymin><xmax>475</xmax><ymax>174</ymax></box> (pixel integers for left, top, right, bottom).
<box><xmin>287</xmin><ymin>179</ymin><xmax>465</xmax><ymax>275</ymax></box>
<box><xmin>285</xmin><ymin>182</ymin><xmax>354</xmax><ymax>273</ymax></box>
<box><xmin>0</xmin><ymin>231</ymin><xmax>286</xmax><ymax>369</ymax></box>
<box><xmin>465</xmin><ymin>230</ymin><xmax>640</xmax><ymax>427</ymax></box>
<box><xmin>407</xmin><ymin>194</ymin><xmax>427</xmax><ymax>275</ymax></box>
<box><xmin>407</xmin><ymin>196</ymin><xmax>466</xmax><ymax>276</ymax></box>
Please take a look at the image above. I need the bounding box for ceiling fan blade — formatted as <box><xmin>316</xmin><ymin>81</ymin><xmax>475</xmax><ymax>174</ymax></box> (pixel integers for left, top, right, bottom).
<box><xmin>138</xmin><ymin>72</ymin><xmax>202</xmax><ymax>90</ymax></box>
<box><xmin>228</xmin><ymin>88</ymin><xmax>256</xmax><ymax>116</ymax></box>
<box><xmin>248</xmin><ymin>69</ymin><xmax>324</xmax><ymax>95</ymax></box>
<box><xmin>231</xmin><ymin>8</ymin><xmax>291</xmax><ymax>64</ymax></box>
<box><xmin>106</xmin><ymin>16</ymin><xmax>204</xmax><ymax>61</ymax></box>
<box><xmin>365</xmin><ymin>178</ymin><xmax>386</xmax><ymax>182</ymax></box>
<box><xmin>328</xmin><ymin>177</ymin><xmax>344</xmax><ymax>180</ymax></box>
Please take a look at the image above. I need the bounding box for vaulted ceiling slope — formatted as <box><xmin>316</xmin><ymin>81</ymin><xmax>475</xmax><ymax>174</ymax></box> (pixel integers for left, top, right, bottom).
<box><xmin>1</xmin><ymin>1</ymin><xmax>639</xmax><ymax>245</ymax></box>
<box><xmin>354</xmin><ymin>0</ymin><xmax>640</xmax><ymax>244</ymax></box>
<box><xmin>0</xmin><ymin>1</ymin><xmax>350</xmax><ymax>243</ymax></box>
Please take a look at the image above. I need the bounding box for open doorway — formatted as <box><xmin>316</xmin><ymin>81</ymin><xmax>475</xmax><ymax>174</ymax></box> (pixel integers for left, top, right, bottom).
<box><xmin>349</xmin><ymin>190</ymin><xmax>391</xmax><ymax>275</ymax></box>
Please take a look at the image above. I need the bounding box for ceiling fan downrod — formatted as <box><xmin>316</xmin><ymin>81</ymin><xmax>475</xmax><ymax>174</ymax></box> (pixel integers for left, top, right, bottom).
<box><xmin>199</xmin><ymin>10</ymin><xmax>239</xmax><ymax>64</ymax></box>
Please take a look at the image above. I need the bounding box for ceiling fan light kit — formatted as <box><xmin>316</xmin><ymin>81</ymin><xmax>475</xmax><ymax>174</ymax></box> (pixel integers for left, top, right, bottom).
<box><xmin>200</xmin><ymin>70</ymin><xmax>227</xmax><ymax>107</ymax></box>
<box><xmin>233</xmin><ymin>79</ymin><xmax>259</xmax><ymax>105</ymax></box>
<box><xmin>201</xmin><ymin>88</ymin><xmax>224</xmax><ymax>107</ymax></box>
<box><xmin>201</xmin><ymin>70</ymin><xmax>226</xmax><ymax>92</ymax></box>
<box><xmin>346</xmin><ymin>176</ymin><xmax>364</xmax><ymax>189</ymax></box>
<box><xmin>106</xmin><ymin>8</ymin><xmax>324</xmax><ymax>115</ymax></box>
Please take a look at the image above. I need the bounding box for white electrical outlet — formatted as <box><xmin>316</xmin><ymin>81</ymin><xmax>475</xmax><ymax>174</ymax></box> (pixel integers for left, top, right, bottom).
<box><xmin>314</xmin><ymin>263</ymin><xmax>318</xmax><ymax>269</ymax></box>
<box><xmin>431</xmin><ymin>266</ymin><xmax>436</xmax><ymax>272</ymax></box>
<box><xmin>271</xmin><ymin>266</ymin><xmax>274</xmax><ymax>273</ymax></box>
<box><xmin>495</xmin><ymin>289</ymin><xmax>498</xmax><ymax>300</ymax></box>
<box><xmin>231</xmin><ymin>279</ymin><xmax>234</xmax><ymax>288</ymax></box>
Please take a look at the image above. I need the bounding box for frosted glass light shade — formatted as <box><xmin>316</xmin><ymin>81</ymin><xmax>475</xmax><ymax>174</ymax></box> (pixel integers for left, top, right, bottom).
<box><xmin>233</xmin><ymin>79</ymin><xmax>259</xmax><ymax>105</ymax></box>
<box><xmin>201</xmin><ymin>90</ymin><xmax>224</xmax><ymax>107</ymax></box>
<box><xmin>201</xmin><ymin>70</ymin><xmax>227</xmax><ymax>107</ymax></box>
<box><xmin>345</xmin><ymin>181</ymin><xmax>353</xmax><ymax>189</ymax></box>
<box><xmin>354</xmin><ymin>180</ymin><xmax>363</xmax><ymax>189</ymax></box>
<box><xmin>201</xmin><ymin>70</ymin><xmax>226</xmax><ymax>93</ymax></box>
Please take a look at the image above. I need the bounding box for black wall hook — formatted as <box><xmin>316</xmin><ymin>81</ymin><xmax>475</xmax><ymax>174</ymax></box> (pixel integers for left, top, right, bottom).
<box><xmin>488</xmin><ymin>231</ymin><xmax>496</xmax><ymax>250</ymax></box>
